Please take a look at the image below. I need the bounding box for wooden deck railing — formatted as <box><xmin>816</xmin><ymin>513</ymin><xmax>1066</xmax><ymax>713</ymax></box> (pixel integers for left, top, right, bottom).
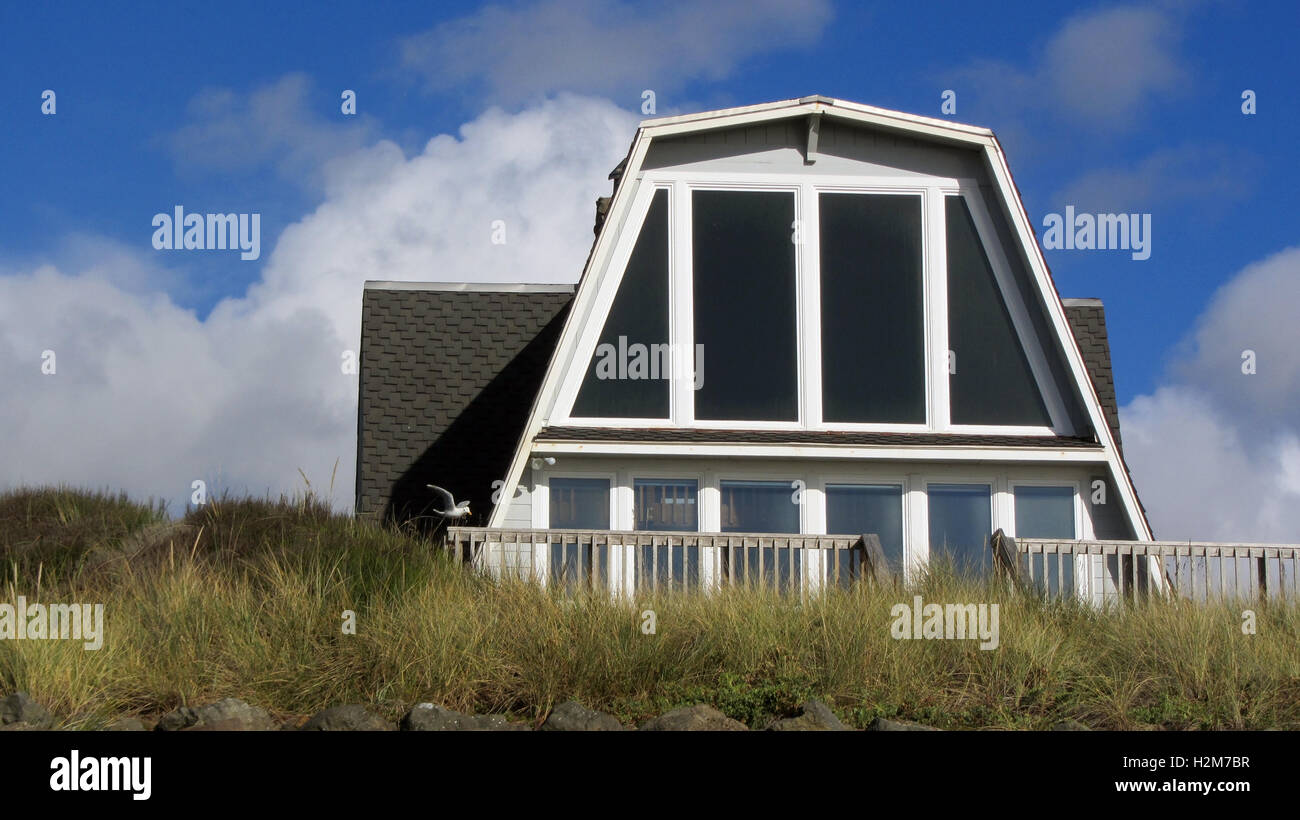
<box><xmin>993</xmin><ymin>530</ymin><xmax>1300</xmax><ymax>604</ymax></box>
<box><xmin>444</xmin><ymin>527</ymin><xmax>892</xmax><ymax>594</ymax></box>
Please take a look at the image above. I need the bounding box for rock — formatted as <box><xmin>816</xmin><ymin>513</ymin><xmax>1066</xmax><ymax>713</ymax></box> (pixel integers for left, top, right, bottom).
<box><xmin>766</xmin><ymin>700</ymin><xmax>850</xmax><ymax>731</ymax></box>
<box><xmin>301</xmin><ymin>705</ymin><xmax>396</xmax><ymax>731</ymax></box>
<box><xmin>106</xmin><ymin>717</ymin><xmax>149</xmax><ymax>731</ymax></box>
<box><xmin>540</xmin><ymin>701</ymin><xmax>624</xmax><ymax>731</ymax></box>
<box><xmin>1051</xmin><ymin>719</ymin><xmax>1091</xmax><ymax>731</ymax></box>
<box><xmin>155</xmin><ymin>706</ymin><xmax>198</xmax><ymax>732</ymax></box>
<box><xmin>401</xmin><ymin>703</ymin><xmax>530</xmax><ymax>731</ymax></box>
<box><xmin>0</xmin><ymin>692</ymin><xmax>54</xmax><ymax>729</ymax></box>
<box><xmin>867</xmin><ymin>717</ymin><xmax>940</xmax><ymax>731</ymax></box>
<box><xmin>639</xmin><ymin>704</ymin><xmax>748</xmax><ymax>731</ymax></box>
<box><xmin>157</xmin><ymin>698</ymin><xmax>277</xmax><ymax>731</ymax></box>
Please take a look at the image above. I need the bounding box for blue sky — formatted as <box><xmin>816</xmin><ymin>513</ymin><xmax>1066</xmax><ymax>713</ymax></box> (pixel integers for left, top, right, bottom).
<box><xmin>2</xmin><ymin>1</ymin><xmax>1298</xmax><ymax>538</ymax></box>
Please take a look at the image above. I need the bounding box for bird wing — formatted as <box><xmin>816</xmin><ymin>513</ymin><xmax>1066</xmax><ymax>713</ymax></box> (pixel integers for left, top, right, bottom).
<box><xmin>426</xmin><ymin>484</ymin><xmax>457</xmax><ymax>512</ymax></box>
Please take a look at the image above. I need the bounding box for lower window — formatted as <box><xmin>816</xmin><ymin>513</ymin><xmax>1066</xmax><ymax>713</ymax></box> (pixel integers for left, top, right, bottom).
<box><xmin>825</xmin><ymin>484</ymin><xmax>904</xmax><ymax>584</ymax></box>
<box><xmin>1014</xmin><ymin>485</ymin><xmax>1077</xmax><ymax>595</ymax></box>
<box><xmin>720</xmin><ymin>480</ymin><xmax>800</xmax><ymax>589</ymax></box>
<box><xmin>927</xmin><ymin>483</ymin><xmax>992</xmax><ymax>575</ymax></box>
<box><xmin>634</xmin><ymin>479</ymin><xmax>699</xmax><ymax>590</ymax></box>
<box><xmin>548</xmin><ymin>477</ymin><xmax>610</xmax><ymax>590</ymax></box>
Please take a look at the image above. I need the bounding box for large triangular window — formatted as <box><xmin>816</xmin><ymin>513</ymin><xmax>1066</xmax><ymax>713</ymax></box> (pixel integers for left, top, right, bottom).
<box><xmin>946</xmin><ymin>195</ymin><xmax>1051</xmax><ymax>426</ymax></box>
<box><xmin>571</xmin><ymin>189</ymin><xmax>671</xmax><ymax>418</ymax></box>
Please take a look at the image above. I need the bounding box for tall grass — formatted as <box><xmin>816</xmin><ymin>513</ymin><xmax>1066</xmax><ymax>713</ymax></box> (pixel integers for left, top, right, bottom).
<box><xmin>1</xmin><ymin>487</ymin><xmax>1297</xmax><ymax>729</ymax></box>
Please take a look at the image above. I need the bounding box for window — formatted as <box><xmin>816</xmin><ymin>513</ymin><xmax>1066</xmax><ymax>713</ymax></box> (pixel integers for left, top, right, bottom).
<box><xmin>946</xmin><ymin>196</ymin><xmax>1051</xmax><ymax>427</ymax></box>
<box><xmin>1014</xmin><ymin>486</ymin><xmax>1075</xmax><ymax>539</ymax></box>
<box><xmin>692</xmin><ymin>190</ymin><xmax>798</xmax><ymax>421</ymax></box>
<box><xmin>634</xmin><ymin>478</ymin><xmax>698</xmax><ymax>531</ymax></box>
<box><xmin>548</xmin><ymin>478</ymin><xmax>610</xmax><ymax>590</ymax></box>
<box><xmin>572</xmin><ymin>188</ymin><xmax>670</xmax><ymax>418</ymax></box>
<box><xmin>720</xmin><ymin>479</ymin><xmax>800</xmax><ymax>589</ymax></box>
<box><xmin>819</xmin><ymin>193</ymin><xmax>925</xmax><ymax>423</ymax></box>
<box><xmin>825</xmin><ymin>484</ymin><xmax>904</xmax><ymax>583</ymax></box>
<box><xmin>634</xmin><ymin>479</ymin><xmax>699</xmax><ymax>590</ymax></box>
<box><xmin>927</xmin><ymin>483</ymin><xmax>992</xmax><ymax>575</ymax></box>
<box><xmin>1015</xmin><ymin>484</ymin><xmax>1076</xmax><ymax>596</ymax></box>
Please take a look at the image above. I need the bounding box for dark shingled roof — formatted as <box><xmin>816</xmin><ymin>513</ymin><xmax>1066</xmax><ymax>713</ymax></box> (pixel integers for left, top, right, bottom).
<box><xmin>1062</xmin><ymin>298</ymin><xmax>1122</xmax><ymax>449</ymax></box>
<box><xmin>355</xmin><ymin>282</ymin><xmax>572</xmax><ymax>526</ymax></box>
<box><xmin>534</xmin><ymin>427</ymin><xmax>1102</xmax><ymax>449</ymax></box>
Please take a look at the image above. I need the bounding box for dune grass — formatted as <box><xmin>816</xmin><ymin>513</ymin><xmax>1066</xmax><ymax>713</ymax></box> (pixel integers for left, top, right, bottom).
<box><xmin>1</xmin><ymin>486</ymin><xmax>1298</xmax><ymax>729</ymax></box>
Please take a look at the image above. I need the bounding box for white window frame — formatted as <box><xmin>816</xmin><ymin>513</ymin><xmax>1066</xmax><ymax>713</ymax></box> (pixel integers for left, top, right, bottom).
<box><xmin>553</xmin><ymin>182</ymin><xmax>677</xmax><ymax>428</ymax></box>
<box><xmin>550</xmin><ymin>171</ymin><xmax>1070</xmax><ymax>437</ymax></box>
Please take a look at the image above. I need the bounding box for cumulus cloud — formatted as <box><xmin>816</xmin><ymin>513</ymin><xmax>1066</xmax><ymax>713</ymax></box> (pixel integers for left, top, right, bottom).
<box><xmin>1121</xmin><ymin>247</ymin><xmax>1300</xmax><ymax>541</ymax></box>
<box><xmin>1052</xmin><ymin>144</ymin><xmax>1254</xmax><ymax>215</ymax></box>
<box><xmin>400</xmin><ymin>0</ymin><xmax>833</xmax><ymax>106</ymax></box>
<box><xmin>947</xmin><ymin>4</ymin><xmax>1188</xmax><ymax>131</ymax></box>
<box><xmin>162</xmin><ymin>73</ymin><xmax>380</xmax><ymax>190</ymax></box>
<box><xmin>1</xmin><ymin>93</ymin><xmax>638</xmax><ymax>512</ymax></box>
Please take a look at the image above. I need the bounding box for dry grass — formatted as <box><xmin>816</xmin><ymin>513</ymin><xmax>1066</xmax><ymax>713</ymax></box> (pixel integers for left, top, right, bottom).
<box><xmin>2</xmin><ymin>487</ymin><xmax>1298</xmax><ymax>729</ymax></box>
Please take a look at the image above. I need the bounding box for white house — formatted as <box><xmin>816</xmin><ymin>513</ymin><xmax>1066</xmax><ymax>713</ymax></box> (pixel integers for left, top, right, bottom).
<box><xmin>356</xmin><ymin>95</ymin><xmax>1152</xmax><ymax>597</ymax></box>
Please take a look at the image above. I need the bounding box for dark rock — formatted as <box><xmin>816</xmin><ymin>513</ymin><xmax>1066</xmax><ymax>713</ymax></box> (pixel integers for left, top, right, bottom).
<box><xmin>540</xmin><ymin>701</ymin><xmax>624</xmax><ymax>731</ymax></box>
<box><xmin>0</xmin><ymin>692</ymin><xmax>54</xmax><ymax>729</ymax></box>
<box><xmin>157</xmin><ymin>698</ymin><xmax>276</xmax><ymax>731</ymax></box>
<box><xmin>401</xmin><ymin>703</ymin><xmax>529</xmax><ymax>731</ymax></box>
<box><xmin>640</xmin><ymin>704</ymin><xmax>748</xmax><ymax>731</ymax></box>
<box><xmin>1051</xmin><ymin>719</ymin><xmax>1091</xmax><ymax>731</ymax></box>
<box><xmin>766</xmin><ymin>700</ymin><xmax>850</xmax><ymax>731</ymax></box>
<box><xmin>301</xmin><ymin>705</ymin><xmax>396</xmax><ymax>731</ymax></box>
<box><xmin>155</xmin><ymin>706</ymin><xmax>198</xmax><ymax>732</ymax></box>
<box><xmin>867</xmin><ymin>717</ymin><xmax>940</xmax><ymax>731</ymax></box>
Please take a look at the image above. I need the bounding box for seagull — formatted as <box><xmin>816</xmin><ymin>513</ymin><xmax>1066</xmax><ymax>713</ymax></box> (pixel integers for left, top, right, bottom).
<box><xmin>426</xmin><ymin>484</ymin><xmax>471</xmax><ymax>519</ymax></box>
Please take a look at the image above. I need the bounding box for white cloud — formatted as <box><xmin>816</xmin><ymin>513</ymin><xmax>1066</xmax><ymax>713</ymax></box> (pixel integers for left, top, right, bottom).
<box><xmin>1121</xmin><ymin>247</ymin><xmax>1300</xmax><ymax>541</ymax></box>
<box><xmin>163</xmin><ymin>73</ymin><xmax>379</xmax><ymax>190</ymax></box>
<box><xmin>0</xmin><ymin>94</ymin><xmax>638</xmax><ymax>512</ymax></box>
<box><xmin>948</xmin><ymin>4</ymin><xmax>1188</xmax><ymax>131</ymax></box>
<box><xmin>1052</xmin><ymin>144</ymin><xmax>1252</xmax><ymax>214</ymax></box>
<box><xmin>400</xmin><ymin>0</ymin><xmax>832</xmax><ymax>106</ymax></box>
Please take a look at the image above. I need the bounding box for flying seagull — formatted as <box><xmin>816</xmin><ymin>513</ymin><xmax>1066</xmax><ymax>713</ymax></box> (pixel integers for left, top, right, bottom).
<box><xmin>426</xmin><ymin>484</ymin><xmax>471</xmax><ymax>519</ymax></box>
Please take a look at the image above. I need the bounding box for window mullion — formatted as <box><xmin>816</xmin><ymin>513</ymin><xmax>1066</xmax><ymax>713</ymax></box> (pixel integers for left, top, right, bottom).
<box><xmin>926</xmin><ymin>187</ymin><xmax>951</xmax><ymax>431</ymax></box>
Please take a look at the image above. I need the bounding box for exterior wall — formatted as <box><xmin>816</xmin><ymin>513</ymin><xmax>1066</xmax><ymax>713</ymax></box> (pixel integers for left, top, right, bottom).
<box><xmin>500</xmin><ymin>466</ymin><xmax>533</xmax><ymax>528</ymax></box>
<box><xmin>526</xmin><ymin>453</ymin><xmax>1113</xmax><ymax>577</ymax></box>
<box><xmin>641</xmin><ymin>118</ymin><xmax>986</xmax><ymax>180</ymax></box>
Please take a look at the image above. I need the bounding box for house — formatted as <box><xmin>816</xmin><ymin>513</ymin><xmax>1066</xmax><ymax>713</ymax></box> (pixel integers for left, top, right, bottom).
<box><xmin>355</xmin><ymin>95</ymin><xmax>1152</xmax><ymax>597</ymax></box>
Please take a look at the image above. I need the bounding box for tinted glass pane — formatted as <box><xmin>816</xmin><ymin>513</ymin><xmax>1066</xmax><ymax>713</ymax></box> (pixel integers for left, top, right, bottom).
<box><xmin>1014</xmin><ymin>486</ymin><xmax>1075</xmax><ymax>538</ymax></box>
<box><xmin>693</xmin><ymin>190</ymin><xmax>798</xmax><ymax>421</ymax></box>
<box><xmin>928</xmin><ymin>483</ymin><xmax>992</xmax><ymax>575</ymax></box>
<box><xmin>635</xmin><ymin>480</ymin><xmax>700</xmax><ymax>591</ymax></box>
<box><xmin>1015</xmin><ymin>485</ymin><xmax>1076</xmax><ymax>597</ymax></box>
<box><xmin>820</xmin><ymin>194</ymin><xmax>925</xmax><ymax>423</ymax></box>
<box><xmin>946</xmin><ymin>196</ymin><xmax>1051</xmax><ymax>426</ymax></box>
<box><xmin>572</xmin><ymin>189</ymin><xmax>670</xmax><ymax>418</ymax></box>
<box><xmin>826</xmin><ymin>484</ymin><xmax>904</xmax><ymax>582</ymax></box>
<box><xmin>549</xmin><ymin>478</ymin><xmax>610</xmax><ymax>590</ymax></box>
<box><xmin>719</xmin><ymin>479</ymin><xmax>800</xmax><ymax>591</ymax></box>
<box><xmin>634</xmin><ymin>479</ymin><xmax>698</xmax><ymax>531</ymax></box>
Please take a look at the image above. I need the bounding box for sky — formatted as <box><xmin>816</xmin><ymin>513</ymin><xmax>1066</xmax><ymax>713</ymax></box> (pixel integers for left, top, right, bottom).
<box><xmin>1</xmin><ymin>0</ymin><xmax>1297</xmax><ymax>540</ymax></box>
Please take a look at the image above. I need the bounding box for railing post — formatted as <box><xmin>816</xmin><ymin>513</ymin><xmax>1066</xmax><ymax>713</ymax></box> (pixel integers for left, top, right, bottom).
<box><xmin>990</xmin><ymin>529</ymin><xmax>1025</xmax><ymax>590</ymax></box>
<box><xmin>858</xmin><ymin>534</ymin><xmax>892</xmax><ymax>587</ymax></box>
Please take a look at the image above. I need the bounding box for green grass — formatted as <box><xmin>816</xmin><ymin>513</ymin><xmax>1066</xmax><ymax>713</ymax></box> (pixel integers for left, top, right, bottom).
<box><xmin>2</xmin><ymin>486</ymin><xmax>1298</xmax><ymax>730</ymax></box>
